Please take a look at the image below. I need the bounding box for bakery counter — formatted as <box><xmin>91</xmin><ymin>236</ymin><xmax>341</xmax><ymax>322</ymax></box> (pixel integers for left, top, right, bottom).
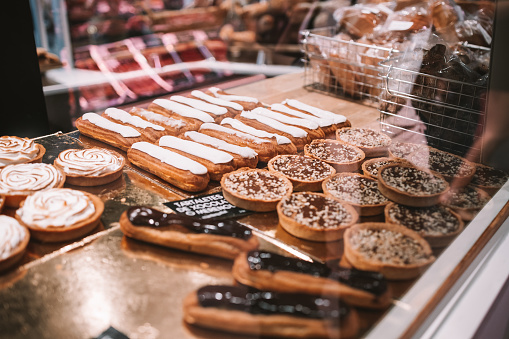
<box><xmin>1</xmin><ymin>72</ymin><xmax>509</xmax><ymax>338</ymax></box>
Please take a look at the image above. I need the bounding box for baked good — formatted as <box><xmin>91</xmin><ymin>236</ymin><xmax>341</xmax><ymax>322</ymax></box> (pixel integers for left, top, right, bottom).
<box><xmin>440</xmin><ymin>185</ymin><xmax>491</xmax><ymax>221</ymax></box>
<box><xmin>170</xmin><ymin>95</ymin><xmax>234</xmax><ymax>123</ymax></box>
<box><xmin>199</xmin><ymin>123</ymin><xmax>278</xmax><ymax>162</ymax></box>
<box><xmin>277</xmin><ymin>192</ymin><xmax>358</xmax><ymax>241</ymax></box>
<box><xmin>344</xmin><ymin>223</ymin><xmax>435</xmax><ymax>280</ymax></box>
<box><xmin>0</xmin><ymin>215</ymin><xmax>30</xmax><ymax>272</ymax></box>
<box><xmin>385</xmin><ymin>202</ymin><xmax>463</xmax><ymax>247</ymax></box>
<box><xmin>336</xmin><ymin>127</ymin><xmax>392</xmax><ymax>157</ymax></box>
<box><xmin>102</xmin><ymin>107</ymin><xmax>167</xmax><ymax>143</ymax></box>
<box><xmin>304</xmin><ymin>139</ymin><xmax>365</xmax><ymax>173</ymax></box>
<box><xmin>127</xmin><ymin>142</ymin><xmax>209</xmax><ymax>192</ymax></box>
<box><xmin>183</xmin><ymin>285</ymin><xmax>359</xmax><ymax>338</ymax></box>
<box><xmin>282</xmin><ymin>99</ymin><xmax>351</xmax><ymax>132</ymax></box>
<box><xmin>75</xmin><ymin>113</ymin><xmax>145</xmax><ymax>151</ymax></box>
<box><xmin>0</xmin><ymin>136</ymin><xmax>46</xmax><ymax>167</ymax></box>
<box><xmin>323</xmin><ymin>173</ymin><xmax>389</xmax><ymax>216</ymax></box>
<box><xmin>221</xmin><ymin>168</ymin><xmax>293</xmax><ymax>212</ymax></box>
<box><xmin>326</xmin><ymin>33</ymin><xmax>363</xmax><ymax>97</ymax></box>
<box><xmin>119</xmin><ymin>206</ymin><xmax>259</xmax><ymax>260</ymax></box>
<box><xmin>388</xmin><ymin>141</ymin><xmax>426</xmax><ymax>160</ymax></box>
<box><xmin>190</xmin><ymin>90</ymin><xmax>243</xmax><ymax>115</ymax></box>
<box><xmin>407</xmin><ymin>147</ymin><xmax>476</xmax><ymax>187</ymax></box>
<box><xmin>158</xmin><ymin>135</ymin><xmax>235</xmax><ymax>181</ymax></box>
<box><xmin>362</xmin><ymin>157</ymin><xmax>410</xmax><ymax>179</ymax></box>
<box><xmin>129</xmin><ymin>107</ymin><xmax>190</xmax><ymax>136</ymax></box>
<box><xmin>236</xmin><ymin>111</ymin><xmax>309</xmax><ymax>151</ymax></box>
<box><xmin>0</xmin><ymin>163</ymin><xmax>66</xmax><ymax>208</ymax></box>
<box><xmin>207</xmin><ymin>86</ymin><xmax>261</xmax><ymax>111</ymax></box>
<box><xmin>232</xmin><ymin>250</ymin><xmax>391</xmax><ymax>309</ymax></box>
<box><xmin>221</xmin><ymin>118</ymin><xmax>297</xmax><ymax>156</ymax></box>
<box><xmin>470</xmin><ymin>163</ymin><xmax>508</xmax><ymax>196</ymax></box>
<box><xmin>268</xmin><ymin>155</ymin><xmax>335</xmax><ymax>191</ymax></box>
<box><xmin>378</xmin><ymin>163</ymin><xmax>449</xmax><ymax>207</ymax></box>
<box><xmin>15</xmin><ymin>188</ymin><xmax>104</xmax><ymax>242</ymax></box>
<box><xmin>54</xmin><ymin>148</ymin><xmax>125</xmax><ymax>186</ymax></box>
<box><xmin>181</xmin><ymin>131</ymin><xmax>258</xmax><ymax>169</ymax></box>
<box><xmin>148</xmin><ymin>98</ymin><xmax>214</xmax><ymax>130</ymax></box>
<box><xmin>270</xmin><ymin>103</ymin><xmax>338</xmax><ymax>138</ymax></box>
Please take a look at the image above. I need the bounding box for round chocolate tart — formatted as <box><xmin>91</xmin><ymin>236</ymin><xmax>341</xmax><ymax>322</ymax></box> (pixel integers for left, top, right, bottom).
<box><xmin>388</xmin><ymin>141</ymin><xmax>425</xmax><ymax>160</ymax></box>
<box><xmin>362</xmin><ymin>157</ymin><xmax>410</xmax><ymax>180</ymax></box>
<box><xmin>470</xmin><ymin>163</ymin><xmax>508</xmax><ymax>196</ymax></box>
<box><xmin>304</xmin><ymin>139</ymin><xmax>365</xmax><ymax>172</ymax></box>
<box><xmin>440</xmin><ymin>185</ymin><xmax>491</xmax><ymax>221</ymax></box>
<box><xmin>336</xmin><ymin>127</ymin><xmax>391</xmax><ymax>157</ymax></box>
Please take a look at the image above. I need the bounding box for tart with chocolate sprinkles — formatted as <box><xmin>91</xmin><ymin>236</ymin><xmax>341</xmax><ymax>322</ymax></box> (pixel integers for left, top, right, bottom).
<box><xmin>388</xmin><ymin>142</ymin><xmax>425</xmax><ymax>160</ymax></box>
<box><xmin>440</xmin><ymin>185</ymin><xmax>491</xmax><ymax>221</ymax></box>
<box><xmin>304</xmin><ymin>139</ymin><xmax>365</xmax><ymax>172</ymax></box>
<box><xmin>470</xmin><ymin>163</ymin><xmax>508</xmax><ymax>196</ymax></box>
<box><xmin>336</xmin><ymin>128</ymin><xmax>392</xmax><ymax>157</ymax></box>
<box><xmin>362</xmin><ymin>157</ymin><xmax>410</xmax><ymax>180</ymax></box>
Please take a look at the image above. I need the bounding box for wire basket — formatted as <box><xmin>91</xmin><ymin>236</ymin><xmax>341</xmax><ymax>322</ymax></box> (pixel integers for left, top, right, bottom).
<box><xmin>379</xmin><ymin>53</ymin><xmax>488</xmax><ymax>157</ymax></box>
<box><xmin>300</xmin><ymin>26</ymin><xmax>400</xmax><ymax>106</ymax></box>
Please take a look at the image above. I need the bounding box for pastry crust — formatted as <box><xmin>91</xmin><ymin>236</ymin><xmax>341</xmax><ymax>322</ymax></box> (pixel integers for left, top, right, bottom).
<box><xmin>268</xmin><ymin>155</ymin><xmax>336</xmax><ymax>191</ymax></box>
<box><xmin>336</xmin><ymin>127</ymin><xmax>392</xmax><ymax>158</ymax></box>
<box><xmin>119</xmin><ymin>210</ymin><xmax>259</xmax><ymax>260</ymax></box>
<box><xmin>344</xmin><ymin>223</ymin><xmax>435</xmax><ymax>280</ymax></box>
<box><xmin>362</xmin><ymin>157</ymin><xmax>410</xmax><ymax>180</ymax></box>
<box><xmin>377</xmin><ymin>163</ymin><xmax>450</xmax><ymax>207</ymax></box>
<box><xmin>470</xmin><ymin>163</ymin><xmax>508</xmax><ymax>196</ymax></box>
<box><xmin>232</xmin><ymin>251</ymin><xmax>391</xmax><ymax>309</ymax></box>
<box><xmin>16</xmin><ymin>191</ymin><xmax>104</xmax><ymax>243</ymax></box>
<box><xmin>0</xmin><ymin>216</ymin><xmax>29</xmax><ymax>272</ymax></box>
<box><xmin>183</xmin><ymin>288</ymin><xmax>360</xmax><ymax>338</ymax></box>
<box><xmin>440</xmin><ymin>185</ymin><xmax>491</xmax><ymax>221</ymax></box>
<box><xmin>304</xmin><ymin>139</ymin><xmax>365</xmax><ymax>173</ymax></box>
<box><xmin>277</xmin><ymin>192</ymin><xmax>359</xmax><ymax>241</ymax></box>
<box><xmin>221</xmin><ymin>168</ymin><xmax>293</xmax><ymax>212</ymax></box>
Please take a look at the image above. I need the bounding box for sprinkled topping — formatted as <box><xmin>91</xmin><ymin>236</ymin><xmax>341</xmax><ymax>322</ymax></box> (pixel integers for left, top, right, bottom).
<box><xmin>389</xmin><ymin>142</ymin><xmax>424</xmax><ymax>159</ymax></box>
<box><xmin>388</xmin><ymin>204</ymin><xmax>460</xmax><ymax>235</ymax></box>
<box><xmin>472</xmin><ymin>165</ymin><xmax>508</xmax><ymax>188</ymax></box>
<box><xmin>325</xmin><ymin>174</ymin><xmax>388</xmax><ymax>205</ymax></box>
<box><xmin>270</xmin><ymin>155</ymin><xmax>334</xmax><ymax>181</ymax></box>
<box><xmin>442</xmin><ymin>186</ymin><xmax>490</xmax><ymax>209</ymax></box>
<box><xmin>337</xmin><ymin>128</ymin><xmax>391</xmax><ymax>148</ymax></box>
<box><xmin>305</xmin><ymin>140</ymin><xmax>364</xmax><ymax>163</ymax></box>
<box><xmin>279</xmin><ymin>193</ymin><xmax>353</xmax><ymax>229</ymax></box>
<box><xmin>409</xmin><ymin>148</ymin><xmax>475</xmax><ymax>178</ymax></box>
<box><xmin>349</xmin><ymin>228</ymin><xmax>431</xmax><ymax>265</ymax></box>
<box><xmin>364</xmin><ymin>158</ymin><xmax>407</xmax><ymax>178</ymax></box>
<box><xmin>223</xmin><ymin>170</ymin><xmax>291</xmax><ymax>201</ymax></box>
<box><xmin>380</xmin><ymin>165</ymin><xmax>448</xmax><ymax>195</ymax></box>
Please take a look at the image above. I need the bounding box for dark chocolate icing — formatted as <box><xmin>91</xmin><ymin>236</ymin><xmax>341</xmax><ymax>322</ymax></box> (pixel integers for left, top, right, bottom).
<box><xmin>197</xmin><ymin>285</ymin><xmax>349</xmax><ymax>319</ymax></box>
<box><xmin>247</xmin><ymin>251</ymin><xmax>387</xmax><ymax>296</ymax></box>
<box><xmin>126</xmin><ymin>206</ymin><xmax>253</xmax><ymax>240</ymax></box>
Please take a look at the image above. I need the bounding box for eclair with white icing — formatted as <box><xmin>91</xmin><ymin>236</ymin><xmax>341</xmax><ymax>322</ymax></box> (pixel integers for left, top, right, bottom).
<box><xmin>148</xmin><ymin>99</ymin><xmax>214</xmax><ymax>131</ymax></box>
<box><xmin>127</xmin><ymin>142</ymin><xmax>210</xmax><ymax>192</ymax></box>
<box><xmin>158</xmin><ymin>136</ymin><xmax>235</xmax><ymax>181</ymax></box>
<box><xmin>190</xmin><ymin>90</ymin><xmax>243</xmax><ymax>115</ymax></box>
<box><xmin>102</xmin><ymin>108</ymin><xmax>167</xmax><ymax>143</ymax></box>
<box><xmin>206</xmin><ymin>87</ymin><xmax>261</xmax><ymax>111</ymax></box>
<box><xmin>170</xmin><ymin>95</ymin><xmax>235</xmax><ymax>123</ymax></box>
<box><xmin>129</xmin><ymin>107</ymin><xmax>190</xmax><ymax>136</ymax></box>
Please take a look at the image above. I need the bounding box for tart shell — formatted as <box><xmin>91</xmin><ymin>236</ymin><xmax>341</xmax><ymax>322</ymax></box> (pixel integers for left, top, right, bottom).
<box><xmin>0</xmin><ymin>222</ymin><xmax>29</xmax><ymax>272</ymax></box>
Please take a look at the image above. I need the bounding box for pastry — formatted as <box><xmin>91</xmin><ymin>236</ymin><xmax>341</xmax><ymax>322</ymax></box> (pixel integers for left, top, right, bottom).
<box><xmin>221</xmin><ymin>118</ymin><xmax>297</xmax><ymax>156</ymax></box>
<box><xmin>181</xmin><ymin>131</ymin><xmax>258</xmax><ymax>169</ymax></box>
<box><xmin>236</xmin><ymin>111</ymin><xmax>309</xmax><ymax>151</ymax></box>
<box><xmin>336</xmin><ymin>127</ymin><xmax>392</xmax><ymax>157</ymax></box>
<box><xmin>407</xmin><ymin>147</ymin><xmax>476</xmax><ymax>187</ymax></box>
<box><xmin>0</xmin><ymin>163</ymin><xmax>66</xmax><ymax>208</ymax></box>
<box><xmin>270</xmin><ymin>103</ymin><xmax>337</xmax><ymax>138</ymax></box>
<box><xmin>323</xmin><ymin>173</ymin><xmax>389</xmax><ymax>216</ymax></box>
<box><xmin>129</xmin><ymin>107</ymin><xmax>190</xmax><ymax>136</ymax></box>
<box><xmin>304</xmin><ymin>139</ymin><xmax>365</xmax><ymax>172</ymax></box>
<box><xmin>378</xmin><ymin>163</ymin><xmax>449</xmax><ymax>207</ymax></box>
<box><xmin>119</xmin><ymin>206</ymin><xmax>259</xmax><ymax>260</ymax></box>
<box><xmin>344</xmin><ymin>223</ymin><xmax>435</xmax><ymax>280</ymax></box>
<box><xmin>268</xmin><ymin>155</ymin><xmax>335</xmax><ymax>191</ymax></box>
<box><xmin>0</xmin><ymin>136</ymin><xmax>46</xmax><ymax>167</ymax></box>
<box><xmin>75</xmin><ymin>113</ymin><xmax>145</xmax><ymax>151</ymax></box>
<box><xmin>470</xmin><ymin>163</ymin><xmax>508</xmax><ymax>196</ymax></box>
<box><xmin>148</xmin><ymin>98</ymin><xmax>214</xmax><ymax>130</ymax></box>
<box><xmin>127</xmin><ymin>142</ymin><xmax>209</xmax><ymax>192</ymax></box>
<box><xmin>183</xmin><ymin>285</ymin><xmax>359</xmax><ymax>338</ymax></box>
<box><xmin>282</xmin><ymin>99</ymin><xmax>350</xmax><ymax>130</ymax></box>
<box><xmin>221</xmin><ymin>168</ymin><xmax>293</xmax><ymax>212</ymax></box>
<box><xmin>15</xmin><ymin>188</ymin><xmax>104</xmax><ymax>242</ymax></box>
<box><xmin>199</xmin><ymin>123</ymin><xmax>278</xmax><ymax>162</ymax></box>
<box><xmin>277</xmin><ymin>192</ymin><xmax>358</xmax><ymax>241</ymax></box>
<box><xmin>388</xmin><ymin>141</ymin><xmax>426</xmax><ymax>160</ymax></box>
<box><xmin>440</xmin><ymin>185</ymin><xmax>491</xmax><ymax>221</ymax></box>
<box><xmin>0</xmin><ymin>215</ymin><xmax>30</xmax><ymax>272</ymax></box>
<box><xmin>207</xmin><ymin>86</ymin><xmax>261</xmax><ymax>111</ymax></box>
<box><xmin>327</xmin><ymin>34</ymin><xmax>364</xmax><ymax>98</ymax></box>
<box><xmin>362</xmin><ymin>157</ymin><xmax>410</xmax><ymax>179</ymax></box>
<box><xmin>385</xmin><ymin>202</ymin><xmax>463</xmax><ymax>247</ymax></box>
<box><xmin>158</xmin><ymin>135</ymin><xmax>234</xmax><ymax>181</ymax></box>
<box><xmin>190</xmin><ymin>90</ymin><xmax>243</xmax><ymax>115</ymax></box>
<box><xmin>170</xmin><ymin>95</ymin><xmax>234</xmax><ymax>123</ymax></box>
<box><xmin>102</xmin><ymin>107</ymin><xmax>167</xmax><ymax>143</ymax></box>
<box><xmin>232</xmin><ymin>250</ymin><xmax>391</xmax><ymax>309</ymax></box>
<box><xmin>54</xmin><ymin>148</ymin><xmax>125</xmax><ymax>186</ymax></box>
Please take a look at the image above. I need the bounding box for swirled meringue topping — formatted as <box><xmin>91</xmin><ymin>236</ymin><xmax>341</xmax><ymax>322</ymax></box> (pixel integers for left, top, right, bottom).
<box><xmin>55</xmin><ymin>148</ymin><xmax>124</xmax><ymax>177</ymax></box>
<box><xmin>0</xmin><ymin>136</ymin><xmax>39</xmax><ymax>167</ymax></box>
<box><xmin>0</xmin><ymin>163</ymin><xmax>64</xmax><ymax>195</ymax></box>
<box><xmin>16</xmin><ymin>188</ymin><xmax>96</xmax><ymax>228</ymax></box>
<box><xmin>0</xmin><ymin>215</ymin><xmax>26</xmax><ymax>259</ymax></box>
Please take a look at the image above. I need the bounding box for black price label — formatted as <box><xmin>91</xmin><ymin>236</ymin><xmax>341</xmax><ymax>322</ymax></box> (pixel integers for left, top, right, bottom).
<box><xmin>164</xmin><ymin>192</ymin><xmax>252</xmax><ymax>220</ymax></box>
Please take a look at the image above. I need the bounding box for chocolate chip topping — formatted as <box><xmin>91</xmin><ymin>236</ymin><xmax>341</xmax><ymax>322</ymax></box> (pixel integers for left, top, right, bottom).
<box><xmin>280</xmin><ymin>193</ymin><xmax>354</xmax><ymax>229</ymax></box>
<box><xmin>325</xmin><ymin>175</ymin><xmax>388</xmax><ymax>205</ymax></box>
<box><xmin>365</xmin><ymin>158</ymin><xmax>407</xmax><ymax>178</ymax></box>
<box><xmin>409</xmin><ymin>148</ymin><xmax>475</xmax><ymax>178</ymax></box>
<box><xmin>270</xmin><ymin>155</ymin><xmax>334</xmax><ymax>181</ymax></box>
<box><xmin>223</xmin><ymin>170</ymin><xmax>291</xmax><ymax>200</ymax></box>
<box><xmin>337</xmin><ymin>128</ymin><xmax>391</xmax><ymax>148</ymax></box>
<box><xmin>306</xmin><ymin>140</ymin><xmax>363</xmax><ymax>163</ymax></box>
<box><xmin>380</xmin><ymin>165</ymin><xmax>448</xmax><ymax>195</ymax></box>
<box><xmin>388</xmin><ymin>204</ymin><xmax>460</xmax><ymax>236</ymax></box>
<box><xmin>442</xmin><ymin>186</ymin><xmax>490</xmax><ymax>209</ymax></box>
<box><xmin>472</xmin><ymin>165</ymin><xmax>508</xmax><ymax>188</ymax></box>
<box><xmin>389</xmin><ymin>142</ymin><xmax>424</xmax><ymax>159</ymax></box>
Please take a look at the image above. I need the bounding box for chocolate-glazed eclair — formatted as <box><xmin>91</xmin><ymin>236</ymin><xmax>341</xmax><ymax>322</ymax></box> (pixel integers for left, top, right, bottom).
<box><xmin>183</xmin><ymin>285</ymin><xmax>359</xmax><ymax>338</ymax></box>
<box><xmin>232</xmin><ymin>250</ymin><xmax>391</xmax><ymax>309</ymax></box>
<box><xmin>119</xmin><ymin>206</ymin><xmax>258</xmax><ymax>260</ymax></box>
